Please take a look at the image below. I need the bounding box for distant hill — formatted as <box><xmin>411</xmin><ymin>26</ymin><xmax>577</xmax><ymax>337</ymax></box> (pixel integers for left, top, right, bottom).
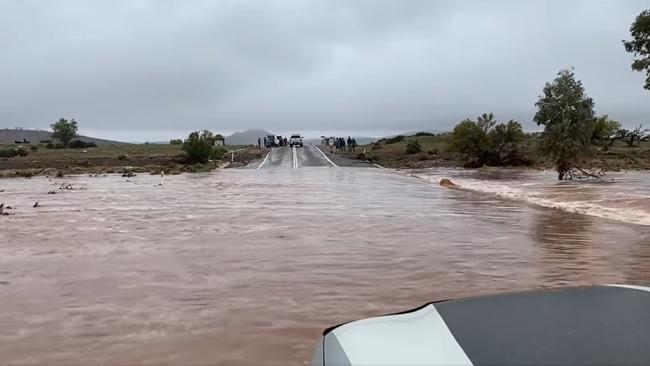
<box><xmin>226</xmin><ymin>129</ymin><xmax>273</xmax><ymax>145</ymax></box>
<box><xmin>0</xmin><ymin>128</ymin><xmax>125</xmax><ymax>146</ymax></box>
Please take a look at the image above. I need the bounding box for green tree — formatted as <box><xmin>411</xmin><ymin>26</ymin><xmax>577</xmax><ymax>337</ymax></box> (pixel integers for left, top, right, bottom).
<box><xmin>591</xmin><ymin>115</ymin><xmax>621</xmax><ymax>151</ymax></box>
<box><xmin>182</xmin><ymin>130</ymin><xmax>217</xmax><ymax>163</ymax></box>
<box><xmin>534</xmin><ymin>69</ymin><xmax>595</xmax><ymax>180</ymax></box>
<box><xmin>450</xmin><ymin>113</ymin><xmax>524</xmax><ymax>167</ymax></box>
<box><xmin>623</xmin><ymin>9</ymin><xmax>650</xmax><ymax>90</ymax></box>
<box><xmin>50</xmin><ymin>118</ymin><xmax>78</xmax><ymax>147</ymax></box>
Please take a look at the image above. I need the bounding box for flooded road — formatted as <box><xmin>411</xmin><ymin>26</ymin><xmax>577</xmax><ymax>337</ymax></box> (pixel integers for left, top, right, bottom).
<box><xmin>1</xmin><ymin>164</ymin><xmax>649</xmax><ymax>365</ymax></box>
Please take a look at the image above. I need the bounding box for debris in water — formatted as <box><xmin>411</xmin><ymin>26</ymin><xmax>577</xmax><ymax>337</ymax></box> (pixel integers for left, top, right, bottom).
<box><xmin>440</xmin><ymin>178</ymin><xmax>458</xmax><ymax>189</ymax></box>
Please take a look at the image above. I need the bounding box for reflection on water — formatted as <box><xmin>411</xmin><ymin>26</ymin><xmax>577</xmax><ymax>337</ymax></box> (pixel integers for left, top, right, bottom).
<box><xmin>534</xmin><ymin>209</ymin><xmax>593</xmax><ymax>254</ymax></box>
<box><xmin>533</xmin><ymin>209</ymin><xmax>595</xmax><ymax>285</ymax></box>
<box><xmin>0</xmin><ymin>168</ymin><xmax>649</xmax><ymax>365</ymax></box>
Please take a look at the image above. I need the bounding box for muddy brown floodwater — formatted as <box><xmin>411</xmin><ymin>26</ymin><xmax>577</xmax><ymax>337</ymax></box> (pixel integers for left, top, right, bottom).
<box><xmin>1</xmin><ymin>167</ymin><xmax>649</xmax><ymax>365</ymax></box>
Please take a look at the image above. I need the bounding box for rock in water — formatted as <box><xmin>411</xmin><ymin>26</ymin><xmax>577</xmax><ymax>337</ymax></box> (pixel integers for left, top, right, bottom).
<box><xmin>439</xmin><ymin>178</ymin><xmax>457</xmax><ymax>188</ymax></box>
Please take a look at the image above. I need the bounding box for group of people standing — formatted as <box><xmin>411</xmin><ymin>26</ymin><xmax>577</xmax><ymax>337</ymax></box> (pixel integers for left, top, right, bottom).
<box><xmin>328</xmin><ymin>136</ymin><xmax>357</xmax><ymax>153</ymax></box>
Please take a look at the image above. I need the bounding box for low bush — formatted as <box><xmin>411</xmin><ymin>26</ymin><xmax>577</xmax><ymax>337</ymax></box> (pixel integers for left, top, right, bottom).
<box><xmin>385</xmin><ymin>135</ymin><xmax>405</xmax><ymax>144</ymax></box>
<box><xmin>0</xmin><ymin>149</ymin><xmax>17</xmax><ymax>158</ymax></box>
<box><xmin>415</xmin><ymin>131</ymin><xmax>434</xmax><ymax>137</ymax></box>
<box><xmin>406</xmin><ymin>140</ymin><xmax>422</xmax><ymax>154</ymax></box>
<box><xmin>117</xmin><ymin>154</ymin><xmax>127</xmax><ymax>161</ymax></box>
<box><xmin>69</xmin><ymin>140</ymin><xmax>97</xmax><ymax>148</ymax></box>
<box><xmin>0</xmin><ymin>146</ymin><xmax>28</xmax><ymax>158</ymax></box>
<box><xmin>170</xmin><ymin>139</ymin><xmax>183</xmax><ymax>145</ymax></box>
<box><xmin>450</xmin><ymin>113</ymin><xmax>525</xmax><ymax>167</ymax></box>
<box><xmin>364</xmin><ymin>151</ymin><xmax>379</xmax><ymax>162</ymax></box>
<box><xmin>30</xmin><ymin>145</ymin><xmax>38</xmax><ymax>152</ymax></box>
<box><xmin>211</xmin><ymin>146</ymin><xmax>228</xmax><ymax>160</ymax></box>
<box><xmin>39</xmin><ymin>139</ymin><xmax>52</xmax><ymax>144</ymax></box>
<box><xmin>183</xmin><ymin>130</ymin><xmax>217</xmax><ymax>164</ymax></box>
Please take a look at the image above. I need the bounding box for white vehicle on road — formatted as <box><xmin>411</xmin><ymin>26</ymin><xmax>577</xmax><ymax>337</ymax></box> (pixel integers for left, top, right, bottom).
<box><xmin>290</xmin><ymin>134</ymin><xmax>303</xmax><ymax>147</ymax></box>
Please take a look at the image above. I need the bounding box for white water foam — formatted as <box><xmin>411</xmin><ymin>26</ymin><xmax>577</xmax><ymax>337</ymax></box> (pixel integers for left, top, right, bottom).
<box><xmin>414</xmin><ymin>173</ymin><xmax>650</xmax><ymax>227</ymax></box>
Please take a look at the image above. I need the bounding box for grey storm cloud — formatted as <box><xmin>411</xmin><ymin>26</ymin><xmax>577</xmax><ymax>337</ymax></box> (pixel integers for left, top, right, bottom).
<box><xmin>1</xmin><ymin>0</ymin><xmax>649</xmax><ymax>140</ymax></box>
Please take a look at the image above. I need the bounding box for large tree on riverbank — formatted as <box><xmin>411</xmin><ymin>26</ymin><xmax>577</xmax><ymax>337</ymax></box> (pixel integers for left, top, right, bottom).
<box><xmin>534</xmin><ymin>69</ymin><xmax>595</xmax><ymax>180</ymax></box>
<box><xmin>623</xmin><ymin>9</ymin><xmax>650</xmax><ymax>90</ymax></box>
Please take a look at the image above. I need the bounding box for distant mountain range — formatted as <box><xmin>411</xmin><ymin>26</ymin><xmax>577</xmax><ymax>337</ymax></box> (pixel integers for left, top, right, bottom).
<box><xmin>0</xmin><ymin>128</ymin><xmax>124</xmax><ymax>146</ymax></box>
<box><xmin>1</xmin><ymin>128</ymin><xmax>403</xmax><ymax>147</ymax></box>
<box><xmin>225</xmin><ymin>129</ymin><xmax>273</xmax><ymax>145</ymax></box>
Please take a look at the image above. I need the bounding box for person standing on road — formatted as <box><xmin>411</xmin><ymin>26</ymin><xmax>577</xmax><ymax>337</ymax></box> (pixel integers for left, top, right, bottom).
<box><xmin>352</xmin><ymin>137</ymin><xmax>357</xmax><ymax>152</ymax></box>
<box><xmin>258</xmin><ymin>137</ymin><xmax>261</xmax><ymax>149</ymax></box>
<box><xmin>347</xmin><ymin>137</ymin><xmax>352</xmax><ymax>152</ymax></box>
<box><xmin>263</xmin><ymin>137</ymin><xmax>267</xmax><ymax>148</ymax></box>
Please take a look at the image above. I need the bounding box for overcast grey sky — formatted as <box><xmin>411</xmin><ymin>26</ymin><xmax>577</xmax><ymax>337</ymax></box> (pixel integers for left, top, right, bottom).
<box><xmin>1</xmin><ymin>0</ymin><xmax>649</xmax><ymax>141</ymax></box>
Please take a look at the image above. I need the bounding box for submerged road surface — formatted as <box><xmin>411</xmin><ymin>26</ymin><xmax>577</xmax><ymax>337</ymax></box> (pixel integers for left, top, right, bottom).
<box><xmin>0</xmin><ymin>159</ymin><xmax>649</xmax><ymax>365</ymax></box>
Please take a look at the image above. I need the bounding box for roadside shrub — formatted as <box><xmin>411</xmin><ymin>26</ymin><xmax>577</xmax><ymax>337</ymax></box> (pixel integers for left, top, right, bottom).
<box><xmin>182</xmin><ymin>130</ymin><xmax>216</xmax><ymax>164</ymax></box>
<box><xmin>365</xmin><ymin>151</ymin><xmax>379</xmax><ymax>162</ymax></box>
<box><xmin>385</xmin><ymin>135</ymin><xmax>405</xmax><ymax>144</ymax></box>
<box><xmin>0</xmin><ymin>149</ymin><xmax>17</xmax><ymax>158</ymax></box>
<box><xmin>117</xmin><ymin>154</ymin><xmax>127</xmax><ymax>161</ymax></box>
<box><xmin>428</xmin><ymin>148</ymin><xmax>438</xmax><ymax>155</ymax></box>
<box><xmin>69</xmin><ymin>140</ymin><xmax>97</xmax><ymax>148</ymax></box>
<box><xmin>30</xmin><ymin>145</ymin><xmax>38</xmax><ymax>152</ymax></box>
<box><xmin>46</xmin><ymin>143</ymin><xmax>65</xmax><ymax>149</ymax></box>
<box><xmin>406</xmin><ymin>140</ymin><xmax>422</xmax><ymax>154</ymax></box>
<box><xmin>450</xmin><ymin>113</ymin><xmax>525</xmax><ymax>167</ymax></box>
<box><xmin>415</xmin><ymin>131</ymin><xmax>434</xmax><ymax>137</ymax></box>
<box><xmin>211</xmin><ymin>146</ymin><xmax>228</xmax><ymax>160</ymax></box>
<box><xmin>39</xmin><ymin>139</ymin><xmax>52</xmax><ymax>144</ymax></box>
<box><xmin>170</xmin><ymin>139</ymin><xmax>182</xmax><ymax>145</ymax></box>
<box><xmin>14</xmin><ymin>146</ymin><xmax>28</xmax><ymax>157</ymax></box>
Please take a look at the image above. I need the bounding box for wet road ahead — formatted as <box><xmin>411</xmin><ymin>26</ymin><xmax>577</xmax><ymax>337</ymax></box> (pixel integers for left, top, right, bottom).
<box><xmin>256</xmin><ymin>145</ymin><xmax>370</xmax><ymax>169</ymax></box>
<box><xmin>0</xmin><ymin>164</ymin><xmax>649</xmax><ymax>365</ymax></box>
